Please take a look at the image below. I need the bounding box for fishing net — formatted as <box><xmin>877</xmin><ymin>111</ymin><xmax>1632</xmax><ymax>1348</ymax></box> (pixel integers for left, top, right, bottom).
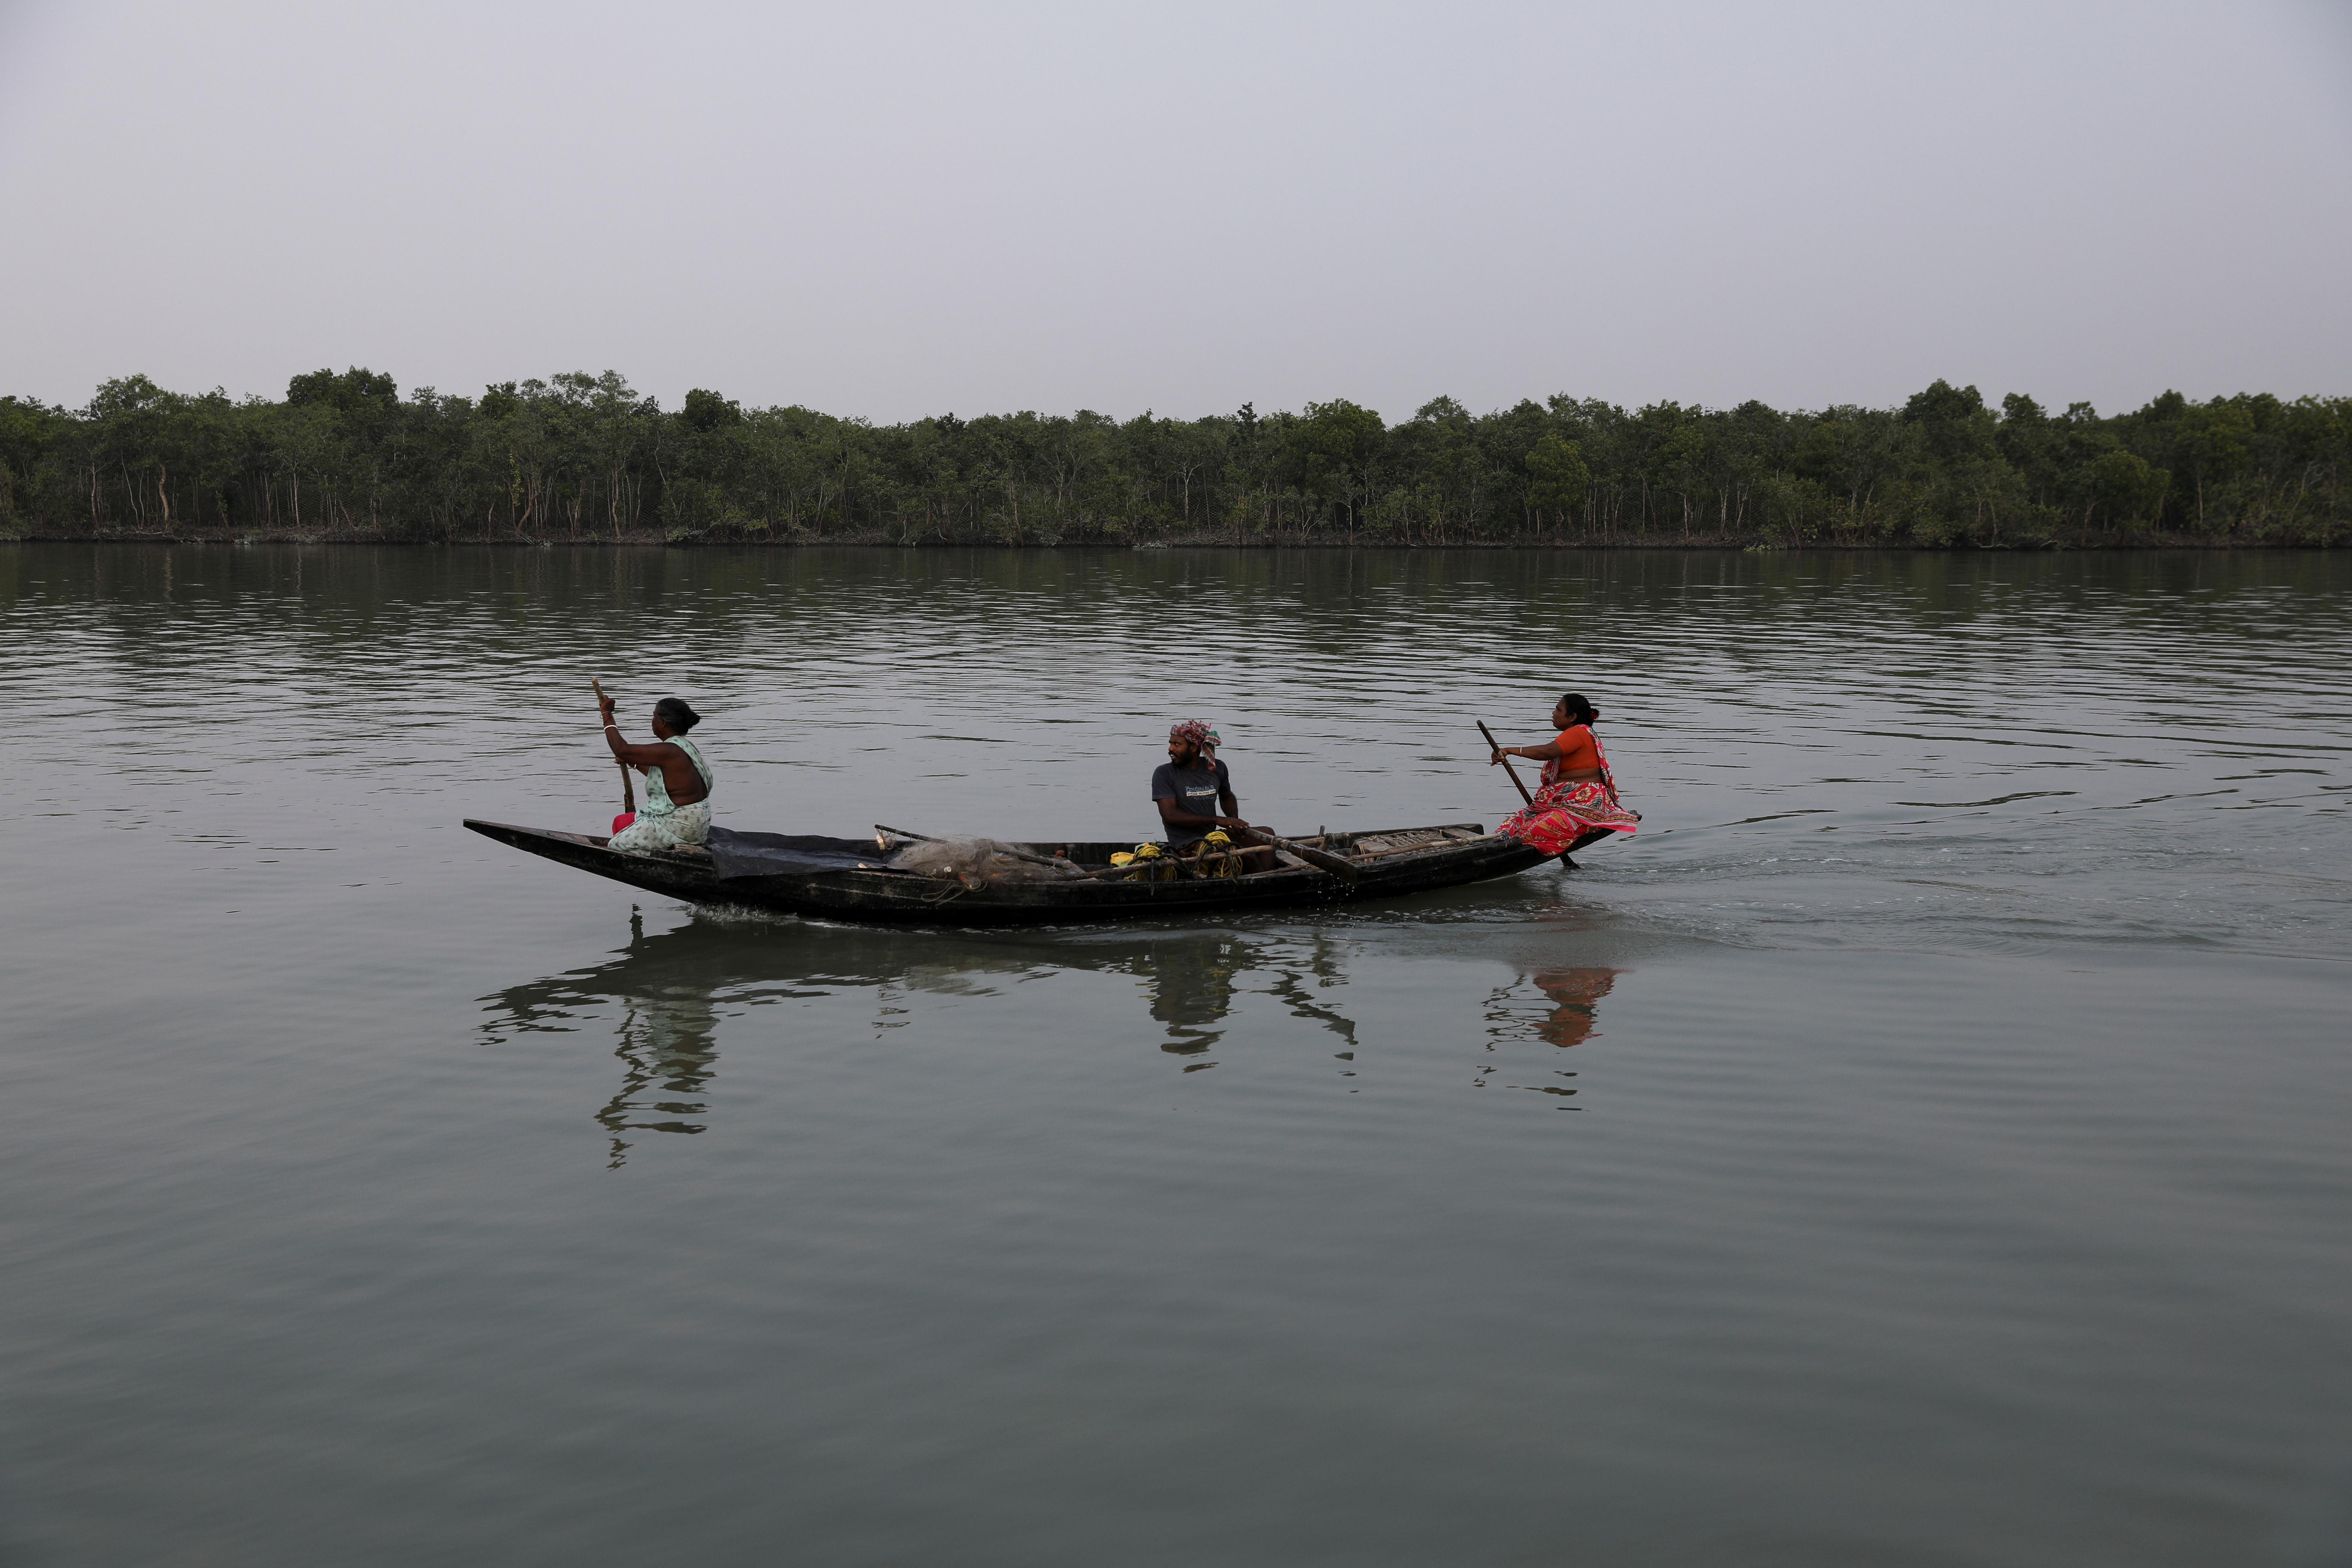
<box><xmin>888</xmin><ymin>836</ymin><xmax>1086</xmax><ymax>883</ymax></box>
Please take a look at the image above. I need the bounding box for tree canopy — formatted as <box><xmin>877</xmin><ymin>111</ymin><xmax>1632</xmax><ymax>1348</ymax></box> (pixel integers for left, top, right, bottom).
<box><xmin>1</xmin><ymin>373</ymin><xmax>2341</xmax><ymax>545</ymax></box>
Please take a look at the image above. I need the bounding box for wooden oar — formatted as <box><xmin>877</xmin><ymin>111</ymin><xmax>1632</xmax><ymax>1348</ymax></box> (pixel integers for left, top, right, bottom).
<box><xmin>1477</xmin><ymin>719</ymin><xmax>1534</xmax><ymax>807</ymax></box>
<box><xmin>592</xmin><ymin>678</ymin><xmax>635</xmax><ymax>816</ymax></box>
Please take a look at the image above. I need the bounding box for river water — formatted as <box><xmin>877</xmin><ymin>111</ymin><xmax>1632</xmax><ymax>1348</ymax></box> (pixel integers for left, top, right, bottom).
<box><xmin>2</xmin><ymin>544</ymin><xmax>2347</xmax><ymax>1566</ymax></box>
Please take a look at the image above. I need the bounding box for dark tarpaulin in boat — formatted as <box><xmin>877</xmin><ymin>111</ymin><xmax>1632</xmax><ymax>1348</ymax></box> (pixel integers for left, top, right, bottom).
<box><xmin>703</xmin><ymin>826</ymin><xmax>896</xmax><ymax>880</ymax></box>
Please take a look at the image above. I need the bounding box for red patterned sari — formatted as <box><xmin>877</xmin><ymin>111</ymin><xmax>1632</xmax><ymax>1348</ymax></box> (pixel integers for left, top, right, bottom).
<box><xmin>1497</xmin><ymin>725</ymin><xmax>1639</xmax><ymax>854</ymax></box>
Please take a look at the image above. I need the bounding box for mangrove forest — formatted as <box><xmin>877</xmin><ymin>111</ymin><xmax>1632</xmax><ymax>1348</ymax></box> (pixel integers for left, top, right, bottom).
<box><xmin>1</xmin><ymin>371</ymin><xmax>2343</xmax><ymax>547</ymax></box>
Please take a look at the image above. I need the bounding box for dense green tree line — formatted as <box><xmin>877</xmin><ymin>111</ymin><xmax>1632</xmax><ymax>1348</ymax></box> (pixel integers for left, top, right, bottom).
<box><xmin>2</xmin><ymin>369</ymin><xmax>2343</xmax><ymax>546</ymax></box>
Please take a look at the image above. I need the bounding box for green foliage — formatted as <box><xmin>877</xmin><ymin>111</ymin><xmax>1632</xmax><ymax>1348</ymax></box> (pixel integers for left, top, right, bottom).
<box><xmin>0</xmin><ymin>395</ymin><xmax>66</xmax><ymax>533</ymax></box>
<box><xmin>1524</xmin><ymin>431</ymin><xmax>1589</xmax><ymax>527</ymax></box>
<box><xmin>1902</xmin><ymin>379</ymin><xmax>1997</xmax><ymax>463</ymax></box>
<box><xmin>2082</xmin><ymin>449</ymin><xmax>2170</xmax><ymax>533</ymax></box>
<box><xmin>287</xmin><ymin>366</ymin><xmax>397</xmax><ymax>411</ymax></box>
<box><xmin>680</xmin><ymin>388</ymin><xmax>743</xmax><ymax>432</ymax></box>
<box><xmin>4</xmin><ymin>374</ymin><xmax>2344</xmax><ymax>545</ymax></box>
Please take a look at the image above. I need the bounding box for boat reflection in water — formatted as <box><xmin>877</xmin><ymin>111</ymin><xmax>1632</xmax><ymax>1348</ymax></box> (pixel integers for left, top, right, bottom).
<box><xmin>477</xmin><ymin>910</ymin><xmax>1367</xmax><ymax>1163</ymax></box>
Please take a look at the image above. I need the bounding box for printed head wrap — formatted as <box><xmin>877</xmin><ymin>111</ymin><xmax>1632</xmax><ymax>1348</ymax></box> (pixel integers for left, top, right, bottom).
<box><xmin>1169</xmin><ymin>719</ymin><xmax>1212</xmax><ymax>751</ymax></box>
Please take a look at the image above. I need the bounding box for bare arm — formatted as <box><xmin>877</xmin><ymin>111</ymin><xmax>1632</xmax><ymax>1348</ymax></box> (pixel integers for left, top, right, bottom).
<box><xmin>598</xmin><ymin>695</ymin><xmax>706</xmax><ymax>804</ymax></box>
<box><xmin>1156</xmin><ymin>796</ymin><xmax>1255</xmax><ymax>832</ymax></box>
<box><xmin>596</xmin><ymin>693</ymin><xmax>659</xmax><ymax>764</ymax></box>
<box><xmin>1490</xmin><ymin>738</ymin><xmax>1601</xmax><ymax>780</ymax></box>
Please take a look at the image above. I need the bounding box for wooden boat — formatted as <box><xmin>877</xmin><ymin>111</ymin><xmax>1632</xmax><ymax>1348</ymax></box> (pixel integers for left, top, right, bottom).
<box><xmin>462</xmin><ymin>818</ymin><xmax>1618</xmax><ymax>926</ymax></box>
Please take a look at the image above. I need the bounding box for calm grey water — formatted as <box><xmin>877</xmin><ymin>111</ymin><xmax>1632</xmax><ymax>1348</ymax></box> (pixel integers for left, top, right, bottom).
<box><xmin>3</xmin><ymin>544</ymin><xmax>2348</xmax><ymax>1567</ymax></box>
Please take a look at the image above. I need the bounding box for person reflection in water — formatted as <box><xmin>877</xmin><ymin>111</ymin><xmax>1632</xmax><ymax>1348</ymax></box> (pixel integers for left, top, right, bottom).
<box><xmin>597</xmin><ymin>986</ymin><xmax>722</xmax><ymax>1169</ymax></box>
<box><xmin>1531</xmin><ymin>967</ymin><xmax>1618</xmax><ymax>1049</ymax></box>
<box><xmin>1142</xmin><ymin>934</ymin><xmax>1245</xmax><ymax>1061</ymax></box>
<box><xmin>479</xmin><ymin>911</ymin><xmax>725</xmax><ymax>1168</ymax></box>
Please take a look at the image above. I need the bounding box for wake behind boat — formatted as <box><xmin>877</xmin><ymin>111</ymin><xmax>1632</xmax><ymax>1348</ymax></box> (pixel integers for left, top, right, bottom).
<box><xmin>462</xmin><ymin>819</ymin><xmax>1617</xmax><ymax>927</ymax></box>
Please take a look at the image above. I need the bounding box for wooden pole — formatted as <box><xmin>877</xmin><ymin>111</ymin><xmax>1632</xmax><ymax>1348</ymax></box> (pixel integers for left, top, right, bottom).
<box><xmin>592</xmin><ymin>678</ymin><xmax>636</xmax><ymax>815</ymax></box>
<box><xmin>1477</xmin><ymin>720</ymin><xmax>1536</xmax><ymax>807</ymax></box>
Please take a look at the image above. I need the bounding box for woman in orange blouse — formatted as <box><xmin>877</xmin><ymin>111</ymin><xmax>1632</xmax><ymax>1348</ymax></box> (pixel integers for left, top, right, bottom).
<box><xmin>1489</xmin><ymin>692</ymin><xmax>1638</xmax><ymax>856</ymax></box>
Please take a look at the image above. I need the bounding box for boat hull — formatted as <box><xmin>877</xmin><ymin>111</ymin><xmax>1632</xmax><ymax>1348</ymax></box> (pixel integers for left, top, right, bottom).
<box><xmin>463</xmin><ymin>819</ymin><xmax>1608</xmax><ymax>926</ymax></box>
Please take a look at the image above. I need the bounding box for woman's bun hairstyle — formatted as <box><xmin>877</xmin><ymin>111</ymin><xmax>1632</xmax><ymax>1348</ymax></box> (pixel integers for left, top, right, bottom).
<box><xmin>654</xmin><ymin>696</ymin><xmax>701</xmax><ymax>733</ymax></box>
<box><xmin>1560</xmin><ymin>691</ymin><xmax>1600</xmax><ymax>725</ymax></box>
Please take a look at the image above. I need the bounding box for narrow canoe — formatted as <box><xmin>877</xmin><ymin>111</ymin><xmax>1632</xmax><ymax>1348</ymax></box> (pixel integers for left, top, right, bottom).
<box><xmin>462</xmin><ymin>819</ymin><xmax>1618</xmax><ymax>927</ymax></box>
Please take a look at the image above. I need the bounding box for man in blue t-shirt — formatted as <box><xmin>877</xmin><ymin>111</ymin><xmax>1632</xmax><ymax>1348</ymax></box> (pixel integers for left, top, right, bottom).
<box><xmin>1152</xmin><ymin>719</ymin><xmax>1256</xmax><ymax>849</ymax></box>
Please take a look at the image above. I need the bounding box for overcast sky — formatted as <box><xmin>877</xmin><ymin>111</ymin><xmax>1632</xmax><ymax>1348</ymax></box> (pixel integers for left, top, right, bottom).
<box><xmin>2</xmin><ymin>0</ymin><xmax>2347</xmax><ymax>424</ymax></box>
